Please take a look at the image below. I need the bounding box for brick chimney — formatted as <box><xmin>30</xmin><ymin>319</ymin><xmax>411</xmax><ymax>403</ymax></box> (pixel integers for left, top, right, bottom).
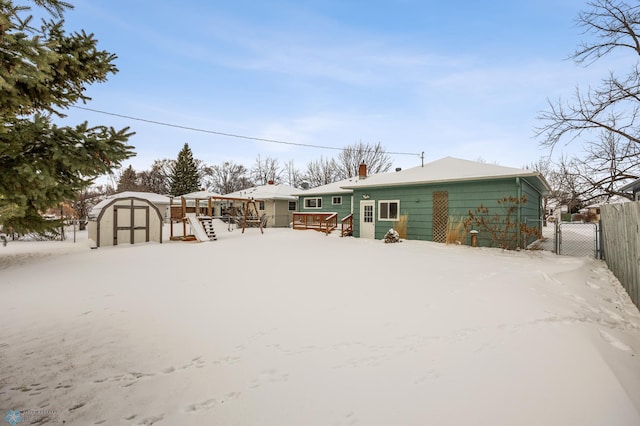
<box><xmin>358</xmin><ymin>162</ymin><xmax>367</xmax><ymax>179</ymax></box>
<box><xmin>268</xmin><ymin>180</ymin><xmax>274</xmax><ymax>185</ymax></box>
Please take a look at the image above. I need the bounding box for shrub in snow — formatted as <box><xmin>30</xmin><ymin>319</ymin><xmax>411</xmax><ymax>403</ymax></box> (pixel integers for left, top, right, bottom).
<box><xmin>384</xmin><ymin>228</ymin><xmax>401</xmax><ymax>243</ymax></box>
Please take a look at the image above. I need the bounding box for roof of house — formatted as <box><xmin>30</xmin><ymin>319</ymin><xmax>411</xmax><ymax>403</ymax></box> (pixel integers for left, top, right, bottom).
<box><xmin>179</xmin><ymin>190</ymin><xmax>223</xmax><ymax>199</ymax></box>
<box><xmin>581</xmin><ymin>197</ymin><xmax>631</xmax><ymax>210</ymax></box>
<box><xmin>620</xmin><ymin>177</ymin><xmax>640</xmax><ymax>192</ymax></box>
<box><xmin>89</xmin><ymin>191</ymin><xmax>171</xmax><ymax>217</ymax></box>
<box><xmin>341</xmin><ymin>157</ymin><xmax>550</xmax><ymax>191</ymax></box>
<box><xmin>225</xmin><ymin>183</ymin><xmax>298</xmax><ymax>201</ymax></box>
<box><xmin>291</xmin><ymin>176</ymin><xmax>362</xmax><ymax>196</ymax></box>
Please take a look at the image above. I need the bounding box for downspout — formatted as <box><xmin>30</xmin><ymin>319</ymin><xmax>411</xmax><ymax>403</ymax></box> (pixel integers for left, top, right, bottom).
<box><xmin>516</xmin><ymin>177</ymin><xmax>522</xmax><ymax>248</ymax></box>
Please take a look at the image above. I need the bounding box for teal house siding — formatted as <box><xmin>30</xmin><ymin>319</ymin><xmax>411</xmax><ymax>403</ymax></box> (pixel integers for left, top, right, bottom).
<box><xmin>346</xmin><ymin>158</ymin><xmax>550</xmax><ymax>248</ymax></box>
<box><xmin>298</xmin><ymin>193</ymin><xmax>353</xmax><ymax>219</ymax></box>
<box><xmin>292</xmin><ymin>176</ymin><xmax>366</xmax><ymax>221</ymax></box>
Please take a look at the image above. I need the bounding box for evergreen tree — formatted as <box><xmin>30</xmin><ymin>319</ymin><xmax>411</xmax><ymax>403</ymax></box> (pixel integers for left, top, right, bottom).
<box><xmin>0</xmin><ymin>0</ymin><xmax>134</xmax><ymax>233</ymax></box>
<box><xmin>169</xmin><ymin>143</ymin><xmax>200</xmax><ymax>196</ymax></box>
<box><xmin>116</xmin><ymin>165</ymin><xmax>140</xmax><ymax>193</ymax></box>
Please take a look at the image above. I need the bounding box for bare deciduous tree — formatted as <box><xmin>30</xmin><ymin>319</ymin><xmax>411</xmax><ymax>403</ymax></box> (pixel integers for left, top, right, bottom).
<box><xmin>251</xmin><ymin>155</ymin><xmax>282</xmax><ymax>185</ymax></box>
<box><xmin>137</xmin><ymin>159</ymin><xmax>173</xmax><ymax>194</ymax></box>
<box><xmin>203</xmin><ymin>161</ymin><xmax>253</xmax><ymax>194</ymax></box>
<box><xmin>303</xmin><ymin>156</ymin><xmax>339</xmax><ymax>188</ymax></box>
<box><xmin>536</xmin><ymin>0</ymin><xmax>640</xmax><ymax>191</ymax></box>
<box><xmin>71</xmin><ymin>185</ymin><xmax>111</xmax><ymax>229</ymax></box>
<box><xmin>283</xmin><ymin>159</ymin><xmax>303</xmax><ymax>188</ymax></box>
<box><xmin>574</xmin><ymin>129</ymin><xmax>640</xmax><ymax>200</ymax></box>
<box><xmin>335</xmin><ymin>141</ymin><xmax>393</xmax><ymax>179</ymax></box>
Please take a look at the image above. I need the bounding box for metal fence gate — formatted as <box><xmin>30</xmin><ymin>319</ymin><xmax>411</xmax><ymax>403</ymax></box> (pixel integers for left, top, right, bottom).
<box><xmin>555</xmin><ymin>222</ymin><xmax>602</xmax><ymax>259</ymax></box>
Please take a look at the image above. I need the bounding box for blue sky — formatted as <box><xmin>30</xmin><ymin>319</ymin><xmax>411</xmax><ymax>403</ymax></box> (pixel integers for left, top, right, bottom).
<box><xmin>54</xmin><ymin>0</ymin><xmax>607</xmax><ymax>175</ymax></box>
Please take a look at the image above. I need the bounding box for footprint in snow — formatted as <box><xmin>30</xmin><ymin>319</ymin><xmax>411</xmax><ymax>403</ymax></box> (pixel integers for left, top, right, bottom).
<box><xmin>585</xmin><ymin>280</ymin><xmax>600</xmax><ymax>289</ymax></box>
<box><xmin>599</xmin><ymin>329</ymin><xmax>633</xmax><ymax>352</ymax></box>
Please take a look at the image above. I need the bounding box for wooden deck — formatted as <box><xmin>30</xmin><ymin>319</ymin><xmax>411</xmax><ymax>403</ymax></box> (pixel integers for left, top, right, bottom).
<box><xmin>292</xmin><ymin>212</ymin><xmax>338</xmax><ymax>235</ymax></box>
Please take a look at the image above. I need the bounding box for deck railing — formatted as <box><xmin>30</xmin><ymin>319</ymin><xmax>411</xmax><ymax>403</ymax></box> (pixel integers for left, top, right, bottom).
<box><xmin>341</xmin><ymin>214</ymin><xmax>353</xmax><ymax>237</ymax></box>
<box><xmin>292</xmin><ymin>212</ymin><xmax>338</xmax><ymax>235</ymax></box>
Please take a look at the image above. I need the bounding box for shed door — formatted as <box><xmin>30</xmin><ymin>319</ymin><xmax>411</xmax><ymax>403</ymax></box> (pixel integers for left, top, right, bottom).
<box><xmin>113</xmin><ymin>204</ymin><xmax>150</xmax><ymax>245</ymax></box>
<box><xmin>432</xmin><ymin>191</ymin><xmax>448</xmax><ymax>243</ymax></box>
<box><xmin>360</xmin><ymin>200</ymin><xmax>375</xmax><ymax>239</ymax></box>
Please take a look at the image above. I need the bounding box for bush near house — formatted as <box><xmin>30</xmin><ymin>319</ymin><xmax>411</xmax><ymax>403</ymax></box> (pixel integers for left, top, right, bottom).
<box><xmin>446</xmin><ymin>216</ymin><xmax>471</xmax><ymax>245</ymax></box>
<box><xmin>468</xmin><ymin>195</ymin><xmax>541</xmax><ymax>250</ymax></box>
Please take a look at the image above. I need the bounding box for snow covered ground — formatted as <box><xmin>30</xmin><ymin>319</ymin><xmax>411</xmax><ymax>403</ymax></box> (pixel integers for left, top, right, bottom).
<box><xmin>1</xmin><ymin>224</ymin><xmax>639</xmax><ymax>425</ymax></box>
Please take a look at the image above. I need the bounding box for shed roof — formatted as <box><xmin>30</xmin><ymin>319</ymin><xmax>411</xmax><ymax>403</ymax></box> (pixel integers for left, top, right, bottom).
<box><xmin>225</xmin><ymin>183</ymin><xmax>298</xmax><ymax>201</ymax></box>
<box><xmin>341</xmin><ymin>157</ymin><xmax>550</xmax><ymax>191</ymax></box>
<box><xmin>90</xmin><ymin>191</ymin><xmax>171</xmax><ymax>217</ymax></box>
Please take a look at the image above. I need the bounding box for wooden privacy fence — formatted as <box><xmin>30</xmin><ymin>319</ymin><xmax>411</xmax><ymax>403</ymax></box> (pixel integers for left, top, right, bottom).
<box><xmin>600</xmin><ymin>202</ymin><xmax>640</xmax><ymax>309</ymax></box>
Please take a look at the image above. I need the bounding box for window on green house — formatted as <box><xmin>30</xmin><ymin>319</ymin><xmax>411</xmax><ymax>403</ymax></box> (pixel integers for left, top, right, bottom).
<box><xmin>332</xmin><ymin>196</ymin><xmax>342</xmax><ymax>205</ymax></box>
<box><xmin>379</xmin><ymin>200</ymin><xmax>399</xmax><ymax>220</ymax></box>
<box><xmin>304</xmin><ymin>198</ymin><xmax>322</xmax><ymax>209</ymax></box>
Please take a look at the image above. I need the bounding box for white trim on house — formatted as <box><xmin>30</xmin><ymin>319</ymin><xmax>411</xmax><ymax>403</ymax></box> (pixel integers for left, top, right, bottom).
<box><xmin>360</xmin><ymin>200</ymin><xmax>375</xmax><ymax>238</ymax></box>
<box><xmin>378</xmin><ymin>200</ymin><xmax>400</xmax><ymax>221</ymax></box>
<box><xmin>304</xmin><ymin>197</ymin><xmax>322</xmax><ymax>209</ymax></box>
<box><xmin>332</xmin><ymin>196</ymin><xmax>343</xmax><ymax>205</ymax></box>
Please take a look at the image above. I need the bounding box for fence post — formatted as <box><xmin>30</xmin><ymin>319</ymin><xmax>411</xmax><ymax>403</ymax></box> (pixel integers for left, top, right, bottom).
<box><xmin>597</xmin><ymin>220</ymin><xmax>604</xmax><ymax>260</ymax></box>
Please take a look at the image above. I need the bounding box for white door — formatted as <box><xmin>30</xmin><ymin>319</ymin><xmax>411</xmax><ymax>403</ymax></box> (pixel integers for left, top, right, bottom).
<box><xmin>360</xmin><ymin>200</ymin><xmax>375</xmax><ymax>239</ymax></box>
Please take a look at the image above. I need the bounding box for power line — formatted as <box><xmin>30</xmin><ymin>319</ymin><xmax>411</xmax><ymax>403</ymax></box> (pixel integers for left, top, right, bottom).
<box><xmin>71</xmin><ymin>105</ymin><xmax>421</xmax><ymax>157</ymax></box>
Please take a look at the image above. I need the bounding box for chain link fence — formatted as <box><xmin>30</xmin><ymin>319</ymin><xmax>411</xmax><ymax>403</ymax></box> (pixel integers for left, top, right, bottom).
<box><xmin>527</xmin><ymin>219</ymin><xmax>602</xmax><ymax>259</ymax></box>
<box><xmin>556</xmin><ymin>222</ymin><xmax>601</xmax><ymax>258</ymax></box>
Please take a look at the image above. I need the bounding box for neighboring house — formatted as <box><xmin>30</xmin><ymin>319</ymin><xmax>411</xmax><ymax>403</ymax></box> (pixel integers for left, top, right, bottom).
<box><xmin>579</xmin><ymin>197</ymin><xmax>631</xmax><ymax>222</ymax></box>
<box><xmin>620</xmin><ymin>178</ymin><xmax>640</xmax><ymax>201</ymax></box>
<box><xmin>340</xmin><ymin>157</ymin><xmax>550</xmax><ymax>247</ymax></box>
<box><xmin>225</xmin><ymin>182</ymin><xmax>298</xmax><ymax>227</ymax></box>
<box><xmin>578</xmin><ymin>204</ymin><xmax>602</xmax><ymax>222</ymax></box>
<box><xmin>292</xmin><ymin>176</ymin><xmax>362</xmax><ymax>220</ymax></box>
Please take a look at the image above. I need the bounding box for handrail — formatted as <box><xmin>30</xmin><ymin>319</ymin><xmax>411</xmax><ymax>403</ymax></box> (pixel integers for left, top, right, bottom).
<box><xmin>292</xmin><ymin>212</ymin><xmax>339</xmax><ymax>235</ymax></box>
<box><xmin>341</xmin><ymin>213</ymin><xmax>353</xmax><ymax>237</ymax></box>
<box><xmin>323</xmin><ymin>213</ymin><xmax>338</xmax><ymax>235</ymax></box>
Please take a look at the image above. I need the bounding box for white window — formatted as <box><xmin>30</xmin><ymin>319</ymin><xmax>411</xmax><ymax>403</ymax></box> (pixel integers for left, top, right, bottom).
<box><xmin>378</xmin><ymin>200</ymin><xmax>399</xmax><ymax>220</ymax></box>
<box><xmin>332</xmin><ymin>196</ymin><xmax>342</xmax><ymax>205</ymax></box>
<box><xmin>288</xmin><ymin>201</ymin><xmax>297</xmax><ymax>211</ymax></box>
<box><xmin>259</xmin><ymin>201</ymin><xmax>265</xmax><ymax>210</ymax></box>
<box><xmin>304</xmin><ymin>197</ymin><xmax>322</xmax><ymax>209</ymax></box>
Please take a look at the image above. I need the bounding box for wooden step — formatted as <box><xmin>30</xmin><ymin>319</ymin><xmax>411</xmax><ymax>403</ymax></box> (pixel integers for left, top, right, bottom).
<box><xmin>197</xmin><ymin>217</ymin><xmax>217</xmax><ymax>241</ymax></box>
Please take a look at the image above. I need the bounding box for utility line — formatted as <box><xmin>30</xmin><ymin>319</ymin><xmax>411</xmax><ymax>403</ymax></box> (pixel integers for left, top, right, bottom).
<box><xmin>71</xmin><ymin>105</ymin><xmax>421</xmax><ymax>157</ymax></box>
